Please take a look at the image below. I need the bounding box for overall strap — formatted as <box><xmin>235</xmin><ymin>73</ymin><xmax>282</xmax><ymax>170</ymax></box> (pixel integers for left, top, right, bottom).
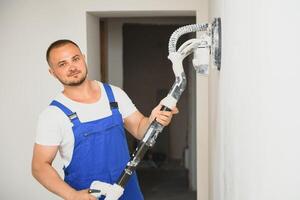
<box><xmin>50</xmin><ymin>100</ymin><xmax>81</xmax><ymax>126</ymax></box>
<box><xmin>103</xmin><ymin>83</ymin><xmax>120</xmax><ymax>114</ymax></box>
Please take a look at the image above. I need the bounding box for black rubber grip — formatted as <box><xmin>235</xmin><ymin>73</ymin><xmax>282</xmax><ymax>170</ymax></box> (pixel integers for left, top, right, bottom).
<box><xmin>160</xmin><ymin>105</ymin><xmax>172</xmax><ymax>111</ymax></box>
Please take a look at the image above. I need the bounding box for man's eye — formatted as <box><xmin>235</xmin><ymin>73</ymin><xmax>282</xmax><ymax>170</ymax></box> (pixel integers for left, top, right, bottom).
<box><xmin>74</xmin><ymin>57</ymin><xmax>80</xmax><ymax>62</ymax></box>
<box><xmin>59</xmin><ymin>63</ymin><xmax>66</xmax><ymax>67</ymax></box>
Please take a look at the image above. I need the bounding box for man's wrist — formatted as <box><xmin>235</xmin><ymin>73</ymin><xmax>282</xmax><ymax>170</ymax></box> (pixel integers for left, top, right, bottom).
<box><xmin>64</xmin><ymin>188</ymin><xmax>77</xmax><ymax>200</ymax></box>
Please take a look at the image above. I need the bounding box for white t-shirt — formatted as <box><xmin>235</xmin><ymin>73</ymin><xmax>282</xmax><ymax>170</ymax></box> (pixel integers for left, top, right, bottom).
<box><xmin>36</xmin><ymin>81</ymin><xmax>137</xmax><ymax>167</ymax></box>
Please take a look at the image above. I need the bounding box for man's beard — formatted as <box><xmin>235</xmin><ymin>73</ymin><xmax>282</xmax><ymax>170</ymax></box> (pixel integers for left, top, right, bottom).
<box><xmin>58</xmin><ymin>69</ymin><xmax>88</xmax><ymax>87</ymax></box>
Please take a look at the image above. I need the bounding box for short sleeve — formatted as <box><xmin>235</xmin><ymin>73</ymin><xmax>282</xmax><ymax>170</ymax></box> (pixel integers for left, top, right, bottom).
<box><xmin>35</xmin><ymin>107</ymin><xmax>63</xmax><ymax>146</ymax></box>
<box><xmin>111</xmin><ymin>86</ymin><xmax>137</xmax><ymax>118</ymax></box>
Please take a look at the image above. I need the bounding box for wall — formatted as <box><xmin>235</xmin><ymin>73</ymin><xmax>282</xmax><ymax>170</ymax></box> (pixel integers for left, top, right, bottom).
<box><xmin>0</xmin><ymin>0</ymin><xmax>207</xmax><ymax>199</ymax></box>
<box><xmin>208</xmin><ymin>1</ymin><xmax>223</xmax><ymax>200</ymax></box>
<box><xmin>195</xmin><ymin>9</ymin><xmax>209</xmax><ymax>200</ymax></box>
<box><xmin>210</xmin><ymin>0</ymin><xmax>300</xmax><ymax>200</ymax></box>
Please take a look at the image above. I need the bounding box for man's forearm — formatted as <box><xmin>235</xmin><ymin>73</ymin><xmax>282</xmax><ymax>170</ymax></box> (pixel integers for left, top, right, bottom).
<box><xmin>136</xmin><ymin>117</ymin><xmax>151</xmax><ymax>140</ymax></box>
<box><xmin>32</xmin><ymin>163</ymin><xmax>75</xmax><ymax>199</ymax></box>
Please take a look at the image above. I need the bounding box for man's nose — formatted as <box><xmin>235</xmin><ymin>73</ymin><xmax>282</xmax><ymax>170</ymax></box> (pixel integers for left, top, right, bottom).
<box><xmin>68</xmin><ymin>62</ymin><xmax>77</xmax><ymax>71</ymax></box>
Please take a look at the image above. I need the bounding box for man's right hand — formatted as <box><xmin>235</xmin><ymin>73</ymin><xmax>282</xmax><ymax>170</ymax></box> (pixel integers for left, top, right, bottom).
<box><xmin>67</xmin><ymin>189</ymin><xmax>97</xmax><ymax>200</ymax></box>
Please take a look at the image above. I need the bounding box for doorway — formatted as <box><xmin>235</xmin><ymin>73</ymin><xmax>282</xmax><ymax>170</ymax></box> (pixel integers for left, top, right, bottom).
<box><xmin>121</xmin><ymin>21</ymin><xmax>196</xmax><ymax>199</ymax></box>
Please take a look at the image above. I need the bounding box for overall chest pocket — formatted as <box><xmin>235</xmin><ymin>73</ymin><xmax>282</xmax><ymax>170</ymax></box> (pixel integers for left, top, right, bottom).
<box><xmin>69</xmin><ymin>120</ymin><xmax>128</xmax><ymax>171</ymax></box>
<box><xmin>82</xmin><ymin>123</ymin><xmax>119</xmax><ymax>137</ymax></box>
<box><xmin>72</xmin><ymin>123</ymin><xmax>123</xmax><ymax>157</ymax></box>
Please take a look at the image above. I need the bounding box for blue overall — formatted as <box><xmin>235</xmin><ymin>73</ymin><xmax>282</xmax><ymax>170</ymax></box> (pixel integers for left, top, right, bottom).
<box><xmin>50</xmin><ymin>83</ymin><xmax>143</xmax><ymax>200</ymax></box>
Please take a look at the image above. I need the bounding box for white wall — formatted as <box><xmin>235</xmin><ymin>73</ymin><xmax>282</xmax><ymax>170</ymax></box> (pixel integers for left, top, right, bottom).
<box><xmin>195</xmin><ymin>9</ymin><xmax>209</xmax><ymax>200</ymax></box>
<box><xmin>0</xmin><ymin>0</ymin><xmax>207</xmax><ymax>199</ymax></box>
<box><xmin>86</xmin><ymin>13</ymin><xmax>101</xmax><ymax>81</ymax></box>
<box><xmin>210</xmin><ymin>0</ymin><xmax>300</xmax><ymax>200</ymax></box>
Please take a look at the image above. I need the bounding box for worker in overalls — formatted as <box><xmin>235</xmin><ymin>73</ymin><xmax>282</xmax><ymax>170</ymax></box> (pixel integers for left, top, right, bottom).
<box><xmin>32</xmin><ymin>40</ymin><xmax>178</xmax><ymax>200</ymax></box>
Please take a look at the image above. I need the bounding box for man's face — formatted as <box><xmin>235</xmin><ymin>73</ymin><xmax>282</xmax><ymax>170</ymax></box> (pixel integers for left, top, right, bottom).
<box><xmin>48</xmin><ymin>43</ymin><xmax>88</xmax><ymax>86</ymax></box>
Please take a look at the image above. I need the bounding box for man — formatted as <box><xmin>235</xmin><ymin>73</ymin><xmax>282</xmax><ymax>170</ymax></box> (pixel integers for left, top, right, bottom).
<box><xmin>32</xmin><ymin>40</ymin><xmax>178</xmax><ymax>200</ymax></box>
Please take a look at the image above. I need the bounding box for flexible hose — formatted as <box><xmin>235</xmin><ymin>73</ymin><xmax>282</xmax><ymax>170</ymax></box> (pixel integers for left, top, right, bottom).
<box><xmin>168</xmin><ymin>23</ymin><xmax>208</xmax><ymax>53</ymax></box>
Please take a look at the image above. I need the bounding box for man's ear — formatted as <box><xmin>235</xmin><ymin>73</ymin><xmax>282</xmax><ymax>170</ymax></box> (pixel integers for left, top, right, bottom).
<box><xmin>48</xmin><ymin>68</ymin><xmax>56</xmax><ymax>78</ymax></box>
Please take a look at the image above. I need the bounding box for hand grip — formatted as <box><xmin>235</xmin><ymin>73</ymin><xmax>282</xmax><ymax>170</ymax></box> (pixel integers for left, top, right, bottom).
<box><xmin>160</xmin><ymin>105</ymin><xmax>172</xmax><ymax>112</ymax></box>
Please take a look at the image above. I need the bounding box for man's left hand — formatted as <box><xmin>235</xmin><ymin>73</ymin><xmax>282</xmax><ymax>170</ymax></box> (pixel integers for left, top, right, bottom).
<box><xmin>149</xmin><ymin>104</ymin><xmax>179</xmax><ymax>126</ymax></box>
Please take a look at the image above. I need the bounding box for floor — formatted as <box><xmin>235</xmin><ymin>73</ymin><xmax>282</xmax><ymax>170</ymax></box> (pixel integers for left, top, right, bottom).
<box><xmin>137</xmin><ymin>160</ymin><xmax>196</xmax><ymax>200</ymax></box>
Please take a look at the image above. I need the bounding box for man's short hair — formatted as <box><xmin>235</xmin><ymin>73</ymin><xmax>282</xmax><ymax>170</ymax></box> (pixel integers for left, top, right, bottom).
<box><xmin>46</xmin><ymin>39</ymin><xmax>80</xmax><ymax>65</ymax></box>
